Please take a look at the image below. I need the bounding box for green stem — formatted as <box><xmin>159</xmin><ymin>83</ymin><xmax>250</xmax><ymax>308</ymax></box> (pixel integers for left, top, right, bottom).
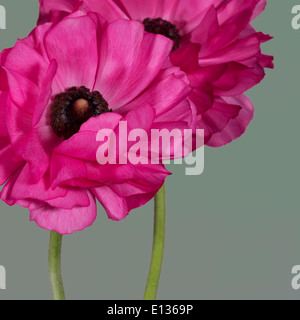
<box><xmin>144</xmin><ymin>183</ymin><xmax>166</xmax><ymax>300</ymax></box>
<box><xmin>48</xmin><ymin>231</ymin><xmax>65</xmax><ymax>300</ymax></box>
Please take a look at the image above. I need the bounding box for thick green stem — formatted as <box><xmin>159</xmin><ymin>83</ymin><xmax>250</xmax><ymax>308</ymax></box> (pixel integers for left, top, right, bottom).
<box><xmin>144</xmin><ymin>183</ymin><xmax>166</xmax><ymax>300</ymax></box>
<box><xmin>48</xmin><ymin>231</ymin><xmax>65</xmax><ymax>300</ymax></box>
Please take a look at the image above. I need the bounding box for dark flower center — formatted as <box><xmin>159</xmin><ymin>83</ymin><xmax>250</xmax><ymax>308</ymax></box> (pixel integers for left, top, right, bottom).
<box><xmin>143</xmin><ymin>18</ymin><xmax>181</xmax><ymax>51</ymax></box>
<box><xmin>50</xmin><ymin>86</ymin><xmax>111</xmax><ymax>140</ymax></box>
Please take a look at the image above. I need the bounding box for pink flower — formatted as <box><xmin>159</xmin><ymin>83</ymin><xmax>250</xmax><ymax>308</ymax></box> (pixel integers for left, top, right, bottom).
<box><xmin>38</xmin><ymin>0</ymin><xmax>274</xmax><ymax>146</ymax></box>
<box><xmin>0</xmin><ymin>12</ymin><xmax>192</xmax><ymax>234</ymax></box>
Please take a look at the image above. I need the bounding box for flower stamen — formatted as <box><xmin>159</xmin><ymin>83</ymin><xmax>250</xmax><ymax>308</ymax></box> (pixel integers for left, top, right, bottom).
<box><xmin>50</xmin><ymin>86</ymin><xmax>111</xmax><ymax>140</ymax></box>
<box><xmin>143</xmin><ymin>18</ymin><xmax>182</xmax><ymax>51</ymax></box>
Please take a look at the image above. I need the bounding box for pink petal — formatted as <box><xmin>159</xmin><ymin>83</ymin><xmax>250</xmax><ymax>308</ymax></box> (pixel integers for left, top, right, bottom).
<box><xmin>187</xmin><ymin>6</ymin><xmax>219</xmax><ymax>44</ymax></box>
<box><xmin>50</xmin><ymin>152</ymin><xmax>139</xmax><ymax>189</ymax></box>
<box><xmin>80</xmin><ymin>111</ymin><xmax>123</xmax><ymax>132</ymax></box>
<box><xmin>251</xmin><ymin>0</ymin><xmax>267</xmax><ymax>21</ymax></box>
<box><xmin>170</xmin><ymin>43</ymin><xmax>201</xmax><ymax>73</ymax></box>
<box><xmin>206</xmin><ymin>94</ymin><xmax>254</xmax><ymax>147</ymax></box>
<box><xmin>6</xmin><ymin>99</ymin><xmax>32</xmax><ymax>145</ymax></box>
<box><xmin>95</xmin><ymin>20</ymin><xmax>173</xmax><ymax>109</ymax></box>
<box><xmin>198</xmin><ymin>33</ymin><xmax>262</xmax><ymax>65</ymax></box>
<box><xmin>32</xmin><ymin>60</ymin><xmax>57</xmax><ymax>127</ymax></box>
<box><xmin>54</xmin><ymin>112</ymin><xmax>122</xmax><ymax>162</ymax></box>
<box><xmin>38</xmin><ymin>0</ymin><xmax>80</xmax><ymax>24</ymax></box>
<box><xmin>199</xmin><ymin>10</ymin><xmax>253</xmax><ymax>56</ymax></box>
<box><xmin>110</xmin><ymin>164</ymin><xmax>170</xmax><ymax>197</ymax></box>
<box><xmin>217</xmin><ymin>0</ymin><xmax>257</xmax><ymax>26</ymax></box>
<box><xmin>123</xmin><ymin>104</ymin><xmax>156</xmax><ymax>131</ymax></box>
<box><xmin>0</xmin><ymin>39</ymin><xmax>49</xmax><ymax>86</ymax></box>
<box><xmin>155</xmin><ymin>99</ymin><xmax>196</xmax><ymax>128</ymax></box>
<box><xmin>126</xmin><ymin>191</ymin><xmax>157</xmax><ymax>212</ymax></box>
<box><xmin>3</xmin><ymin>68</ymin><xmax>38</xmax><ymax>115</ymax></box>
<box><xmin>117</xmin><ymin>0</ymin><xmax>161</xmax><ymax>20</ymax></box>
<box><xmin>194</xmin><ymin>96</ymin><xmax>242</xmax><ymax>144</ymax></box>
<box><xmin>3</xmin><ymin>164</ymin><xmax>66</xmax><ymax>202</ymax></box>
<box><xmin>85</xmin><ymin>0</ymin><xmax>129</xmax><ymax>21</ymax></box>
<box><xmin>30</xmin><ymin>191</ymin><xmax>97</xmax><ymax>234</ymax></box>
<box><xmin>10</xmin><ymin>61</ymin><xmax>60</xmax><ymax>181</ymax></box>
<box><xmin>151</xmin><ymin>120</ymin><xmax>195</xmax><ymax>159</ymax></box>
<box><xmin>118</xmin><ymin>72</ymin><xmax>191</xmax><ymax>117</ymax></box>
<box><xmin>187</xmin><ymin>65</ymin><xmax>226</xmax><ymax>88</ymax></box>
<box><xmin>92</xmin><ymin>186</ymin><xmax>128</xmax><ymax>221</ymax></box>
<box><xmin>46</xmin><ymin>188</ymin><xmax>90</xmax><ymax>209</ymax></box>
<box><xmin>0</xmin><ymin>145</ymin><xmax>24</xmax><ymax>185</ymax></box>
<box><xmin>44</xmin><ymin>15</ymin><xmax>99</xmax><ymax>89</ymax></box>
<box><xmin>0</xmin><ymin>91</ymin><xmax>8</xmax><ymax>137</ymax></box>
<box><xmin>258</xmin><ymin>54</ymin><xmax>274</xmax><ymax>69</ymax></box>
<box><xmin>14</xmin><ymin>126</ymin><xmax>60</xmax><ymax>182</ymax></box>
<box><xmin>174</xmin><ymin>0</ymin><xmax>224</xmax><ymax>25</ymax></box>
<box><xmin>213</xmin><ymin>62</ymin><xmax>265</xmax><ymax>95</ymax></box>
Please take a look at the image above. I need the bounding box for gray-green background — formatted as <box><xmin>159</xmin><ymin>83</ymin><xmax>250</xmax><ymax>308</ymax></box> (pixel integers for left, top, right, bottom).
<box><xmin>0</xmin><ymin>0</ymin><xmax>298</xmax><ymax>300</ymax></box>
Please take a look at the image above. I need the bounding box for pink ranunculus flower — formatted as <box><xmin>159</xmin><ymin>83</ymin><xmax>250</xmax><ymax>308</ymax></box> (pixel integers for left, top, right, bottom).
<box><xmin>38</xmin><ymin>0</ymin><xmax>274</xmax><ymax>147</ymax></box>
<box><xmin>0</xmin><ymin>11</ymin><xmax>193</xmax><ymax>234</ymax></box>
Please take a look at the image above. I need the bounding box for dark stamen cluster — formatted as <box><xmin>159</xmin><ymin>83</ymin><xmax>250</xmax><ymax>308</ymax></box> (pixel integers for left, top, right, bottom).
<box><xmin>50</xmin><ymin>86</ymin><xmax>111</xmax><ymax>140</ymax></box>
<box><xmin>143</xmin><ymin>18</ymin><xmax>182</xmax><ymax>51</ymax></box>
